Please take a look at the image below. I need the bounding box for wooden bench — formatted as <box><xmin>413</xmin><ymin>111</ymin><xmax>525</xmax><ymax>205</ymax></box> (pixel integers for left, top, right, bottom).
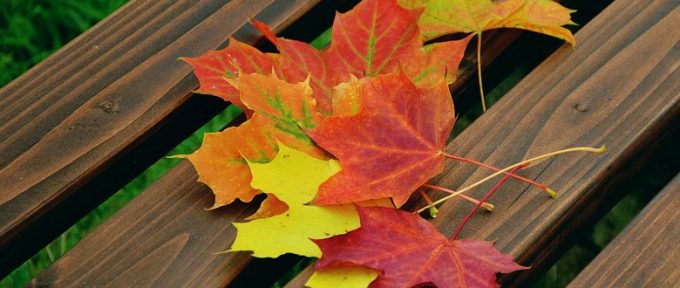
<box><xmin>1</xmin><ymin>0</ymin><xmax>677</xmax><ymax>286</ymax></box>
<box><xmin>569</xmin><ymin>174</ymin><xmax>680</xmax><ymax>287</ymax></box>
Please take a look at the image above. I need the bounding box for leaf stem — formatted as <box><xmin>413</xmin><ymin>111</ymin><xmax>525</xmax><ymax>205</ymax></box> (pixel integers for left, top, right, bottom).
<box><xmin>451</xmin><ymin>165</ymin><xmax>523</xmax><ymax>240</ymax></box>
<box><xmin>443</xmin><ymin>153</ymin><xmax>556</xmax><ymax>197</ymax></box>
<box><xmin>477</xmin><ymin>31</ymin><xmax>487</xmax><ymax>112</ymax></box>
<box><xmin>422</xmin><ymin>184</ymin><xmax>494</xmax><ymax>212</ymax></box>
<box><xmin>418</xmin><ymin>189</ymin><xmax>440</xmax><ymax>217</ymax></box>
<box><xmin>417</xmin><ymin>145</ymin><xmax>607</xmax><ymax>213</ymax></box>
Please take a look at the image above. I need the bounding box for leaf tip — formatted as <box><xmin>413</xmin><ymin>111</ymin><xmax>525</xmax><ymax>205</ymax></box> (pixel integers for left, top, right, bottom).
<box><xmin>546</xmin><ymin>188</ymin><xmax>558</xmax><ymax>199</ymax></box>
<box><xmin>205</xmin><ymin>203</ymin><xmax>224</xmax><ymax>211</ymax></box>
<box><xmin>167</xmin><ymin>154</ymin><xmax>188</xmax><ymax>159</ymax></box>
<box><xmin>596</xmin><ymin>145</ymin><xmax>608</xmax><ymax>154</ymax></box>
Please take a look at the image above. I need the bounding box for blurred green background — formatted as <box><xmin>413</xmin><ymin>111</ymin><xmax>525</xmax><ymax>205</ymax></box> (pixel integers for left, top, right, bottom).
<box><xmin>0</xmin><ymin>0</ymin><xmax>128</xmax><ymax>86</ymax></box>
<box><xmin>0</xmin><ymin>1</ymin><xmax>676</xmax><ymax>287</ymax></box>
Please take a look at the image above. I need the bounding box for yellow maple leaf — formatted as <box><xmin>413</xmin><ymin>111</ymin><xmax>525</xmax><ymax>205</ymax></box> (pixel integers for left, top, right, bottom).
<box><xmin>400</xmin><ymin>0</ymin><xmax>576</xmax><ymax>45</ymax></box>
<box><xmin>229</xmin><ymin>142</ymin><xmax>359</xmax><ymax>258</ymax></box>
<box><xmin>306</xmin><ymin>266</ymin><xmax>379</xmax><ymax>288</ymax></box>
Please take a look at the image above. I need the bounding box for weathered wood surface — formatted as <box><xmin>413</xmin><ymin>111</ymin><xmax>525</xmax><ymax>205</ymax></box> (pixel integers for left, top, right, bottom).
<box><xmin>20</xmin><ymin>3</ymin><xmax>557</xmax><ymax>288</ymax></box>
<box><xmin>285</xmin><ymin>0</ymin><xmax>680</xmax><ymax>286</ymax></box>
<box><xmin>0</xmin><ymin>0</ymin><xmax>324</xmax><ymax>277</ymax></box>
<box><xmin>0</xmin><ymin>0</ymin><xmax>538</xmax><ymax>279</ymax></box>
<box><xmin>428</xmin><ymin>0</ymin><xmax>679</xmax><ymax>285</ymax></box>
<box><xmin>569</xmin><ymin>174</ymin><xmax>680</xmax><ymax>288</ymax></box>
<box><xmin>25</xmin><ymin>0</ymin><xmax>680</xmax><ymax>286</ymax></box>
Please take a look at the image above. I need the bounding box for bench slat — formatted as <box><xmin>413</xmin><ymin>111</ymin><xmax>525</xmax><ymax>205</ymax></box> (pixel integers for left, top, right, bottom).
<box><xmin>32</xmin><ymin>0</ymin><xmax>680</xmax><ymax>286</ymax></box>
<box><xmin>428</xmin><ymin>0</ymin><xmax>679</xmax><ymax>284</ymax></box>
<box><xmin>286</xmin><ymin>0</ymin><xmax>680</xmax><ymax>285</ymax></box>
<box><xmin>21</xmin><ymin>2</ymin><xmax>548</xmax><ymax>285</ymax></box>
<box><xmin>0</xmin><ymin>0</ymin><xmax>322</xmax><ymax>276</ymax></box>
<box><xmin>0</xmin><ymin>0</ymin><xmax>529</xmax><ymax>278</ymax></box>
<box><xmin>569</xmin><ymin>174</ymin><xmax>680</xmax><ymax>287</ymax></box>
<box><xmin>33</xmin><ymin>162</ymin><xmax>259</xmax><ymax>287</ymax></box>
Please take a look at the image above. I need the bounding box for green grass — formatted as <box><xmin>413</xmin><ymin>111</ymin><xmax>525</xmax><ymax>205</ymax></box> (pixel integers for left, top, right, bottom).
<box><xmin>0</xmin><ymin>0</ymin><xmax>128</xmax><ymax>86</ymax></box>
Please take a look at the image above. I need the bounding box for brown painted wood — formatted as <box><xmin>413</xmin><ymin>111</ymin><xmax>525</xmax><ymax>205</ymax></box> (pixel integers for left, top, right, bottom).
<box><xmin>284</xmin><ymin>0</ymin><xmax>680</xmax><ymax>286</ymax></box>
<box><xmin>0</xmin><ymin>0</ymin><xmax>323</xmax><ymax>277</ymax></box>
<box><xmin>32</xmin><ymin>162</ymin><xmax>260</xmax><ymax>287</ymax></box>
<box><xmin>25</xmin><ymin>31</ymin><xmax>536</xmax><ymax>288</ymax></box>
<box><xmin>0</xmin><ymin>0</ymin><xmax>541</xmax><ymax>278</ymax></box>
<box><xmin>429</xmin><ymin>0</ymin><xmax>680</xmax><ymax>285</ymax></box>
<box><xmin>569</xmin><ymin>174</ymin><xmax>680</xmax><ymax>288</ymax></box>
<box><xmin>283</xmin><ymin>265</ymin><xmax>315</xmax><ymax>288</ymax></box>
<box><xmin>25</xmin><ymin>30</ymin><xmax>560</xmax><ymax>288</ymax></box>
<box><xmin>23</xmin><ymin>0</ymin><xmax>677</xmax><ymax>286</ymax></box>
<box><xmin>10</xmin><ymin>3</ymin><xmax>555</xmax><ymax>288</ymax></box>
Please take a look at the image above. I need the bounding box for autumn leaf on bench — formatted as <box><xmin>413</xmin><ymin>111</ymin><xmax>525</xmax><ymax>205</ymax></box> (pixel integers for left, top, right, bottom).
<box><xmin>182</xmin><ymin>73</ymin><xmax>327</xmax><ymax>209</ymax></box>
<box><xmin>229</xmin><ymin>142</ymin><xmax>357</xmax><ymax>258</ymax></box>
<box><xmin>400</xmin><ymin>0</ymin><xmax>576</xmax><ymax>45</ymax></box>
<box><xmin>308</xmin><ymin>72</ymin><xmax>454</xmax><ymax>207</ymax></box>
<box><xmin>252</xmin><ymin>0</ymin><xmax>469</xmax><ymax>113</ymax></box>
<box><xmin>228</xmin><ymin>73</ymin><xmax>327</xmax><ymax>159</ymax></box>
<box><xmin>315</xmin><ymin>206</ymin><xmax>528</xmax><ymax>288</ymax></box>
<box><xmin>307</xmin><ymin>266</ymin><xmax>379</xmax><ymax>288</ymax></box>
<box><xmin>176</xmin><ymin>117</ymin><xmax>275</xmax><ymax>209</ymax></box>
<box><xmin>180</xmin><ymin>38</ymin><xmax>276</xmax><ymax>115</ymax></box>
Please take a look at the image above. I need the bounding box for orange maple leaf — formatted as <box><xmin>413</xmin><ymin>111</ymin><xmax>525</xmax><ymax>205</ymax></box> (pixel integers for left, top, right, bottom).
<box><xmin>180</xmin><ymin>115</ymin><xmax>275</xmax><ymax>209</ymax></box>
<box><xmin>180</xmin><ymin>38</ymin><xmax>277</xmax><ymax>114</ymax></box>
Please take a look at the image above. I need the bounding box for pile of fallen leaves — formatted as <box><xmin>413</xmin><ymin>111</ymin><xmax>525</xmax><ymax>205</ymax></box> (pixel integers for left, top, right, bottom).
<box><xmin>180</xmin><ymin>0</ymin><xmax>578</xmax><ymax>287</ymax></box>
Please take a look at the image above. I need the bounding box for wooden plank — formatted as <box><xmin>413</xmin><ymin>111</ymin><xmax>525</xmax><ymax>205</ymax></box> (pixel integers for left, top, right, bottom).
<box><xmin>285</xmin><ymin>0</ymin><xmax>680</xmax><ymax>286</ymax></box>
<box><xmin>32</xmin><ymin>162</ymin><xmax>258</xmax><ymax>287</ymax></box>
<box><xmin>569</xmin><ymin>174</ymin><xmax>680</xmax><ymax>288</ymax></box>
<box><xmin>427</xmin><ymin>0</ymin><xmax>680</xmax><ymax>285</ymax></box>
<box><xmin>0</xmin><ymin>0</ymin><xmax>539</xmax><ymax>278</ymax></box>
<box><xmin>0</xmin><ymin>0</ymin><xmax>323</xmax><ymax>277</ymax></box>
<box><xmin>24</xmin><ymin>10</ymin><xmax>560</xmax><ymax>288</ymax></box>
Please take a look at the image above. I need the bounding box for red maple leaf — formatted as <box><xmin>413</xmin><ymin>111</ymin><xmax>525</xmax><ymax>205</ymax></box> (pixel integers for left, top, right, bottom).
<box><xmin>180</xmin><ymin>37</ymin><xmax>276</xmax><ymax>114</ymax></box>
<box><xmin>307</xmin><ymin>73</ymin><xmax>454</xmax><ymax>206</ymax></box>
<box><xmin>315</xmin><ymin>206</ymin><xmax>528</xmax><ymax>287</ymax></box>
<box><xmin>252</xmin><ymin>0</ymin><xmax>469</xmax><ymax>114</ymax></box>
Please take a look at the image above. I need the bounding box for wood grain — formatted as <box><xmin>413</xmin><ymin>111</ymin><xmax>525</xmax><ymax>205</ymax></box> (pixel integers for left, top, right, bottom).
<box><xmin>23</xmin><ymin>0</ymin><xmax>679</xmax><ymax>286</ymax></box>
<box><xmin>285</xmin><ymin>0</ymin><xmax>680</xmax><ymax>286</ymax></box>
<box><xmin>0</xmin><ymin>0</ymin><xmax>548</xmax><ymax>285</ymax></box>
<box><xmin>0</xmin><ymin>0</ymin><xmax>323</xmax><ymax>277</ymax></box>
<box><xmin>31</xmin><ymin>162</ymin><xmax>260</xmax><ymax>287</ymax></box>
<box><xmin>0</xmin><ymin>0</ymin><xmax>543</xmax><ymax>278</ymax></box>
<box><xmin>569</xmin><ymin>174</ymin><xmax>680</xmax><ymax>288</ymax></box>
<box><xmin>428</xmin><ymin>0</ymin><xmax>679</xmax><ymax>285</ymax></box>
<box><xmin>22</xmin><ymin>7</ymin><xmax>562</xmax><ymax>288</ymax></box>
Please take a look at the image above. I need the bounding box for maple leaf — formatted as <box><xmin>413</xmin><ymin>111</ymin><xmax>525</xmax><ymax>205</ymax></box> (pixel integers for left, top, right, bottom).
<box><xmin>180</xmin><ymin>38</ymin><xmax>277</xmax><ymax>113</ymax></box>
<box><xmin>251</xmin><ymin>20</ymin><xmax>334</xmax><ymax>114</ymax></box>
<box><xmin>403</xmin><ymin>38</ymin><xmax>472</xmax><ymax>87</ymax></box>
<box><xmin>228</xmin><ymin>72</ymin><xmax>327</xmax><ymax>159</ymax></box>
<box><xmin>320</xmin><ymin>0</ymin><xmax>421</xmax><ymax>78</ymax></box>
<box><xmin>315</xmin><ymin>207</ymin><xmax>528</xmax><ymax>288</ymax></box>
<box><xmin>307</xmin><ymin>73</ymin><xmax>454</xmax><ymax>207</ymax></box>
<box><xmin>307</xmin><ymin>266</ymin><xmax>379</xmax><ymax>288</ymax></box>
<box><xmin>178</xmin><ymin>116</ymin><xmax>277</xmax><ymax>209</ymax></box>
<box><xmin>244</xmin><ymin>194</ymin><xmax>288</xmax><ymax>221</ymax></box>
<box><xmin>252</xmin><ymin>0</ymin><xmax>470</xmax><ymax>113</ymax></box>
<box><xmin>230</xmin><ymin>142</ymin><xmax>359</xmax><ymax>258</ymax></box>
<box><xmin>399</xmin><ymin>0</ymin><xmax>576</xmax><ymax>45</ymax></box>
<box><xmin>183</xmin><ymin>70</ymin><xmax>327</xmax><ymax>210</ymax></box>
